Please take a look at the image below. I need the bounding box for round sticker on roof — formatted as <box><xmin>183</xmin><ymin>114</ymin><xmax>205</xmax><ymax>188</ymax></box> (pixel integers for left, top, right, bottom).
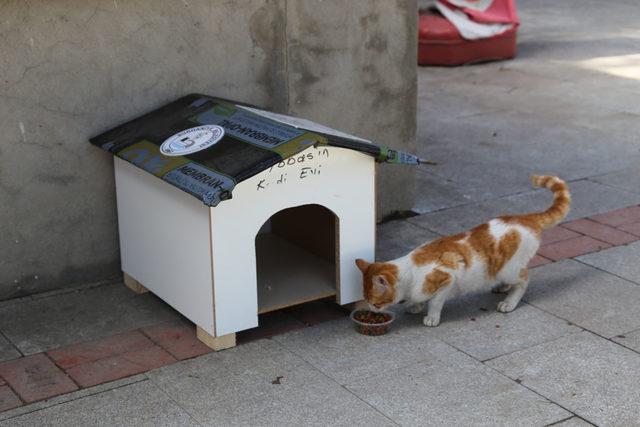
<box><xmin>160</xmin><ymin>125</ymin><xmax>224</xmax><ymax>157</ymax></box>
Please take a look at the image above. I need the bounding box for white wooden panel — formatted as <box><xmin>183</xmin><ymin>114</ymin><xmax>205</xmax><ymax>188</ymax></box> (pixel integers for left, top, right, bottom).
<box><xmin>114</xmin><ymin>158</ymin><xmax>215</xmax><ymax>334</ymax></box>
<box><xmin>211</xmin><ymin>146</ymin><xmax>375</xmax><ymax>335</ymax></box>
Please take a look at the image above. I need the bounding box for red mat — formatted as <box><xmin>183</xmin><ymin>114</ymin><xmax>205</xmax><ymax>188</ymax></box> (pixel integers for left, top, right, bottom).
<box><xmin>418</xmin><ymin>10</ymin><xmax>517</xmax><ymax>66</ymax></box>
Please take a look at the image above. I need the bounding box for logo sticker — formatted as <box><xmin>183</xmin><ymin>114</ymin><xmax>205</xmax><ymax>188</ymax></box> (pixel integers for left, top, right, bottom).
<box><xmin>160</xmin><ymin>125</ymin><xmax>224</xmax><ymax>156</ymax></box>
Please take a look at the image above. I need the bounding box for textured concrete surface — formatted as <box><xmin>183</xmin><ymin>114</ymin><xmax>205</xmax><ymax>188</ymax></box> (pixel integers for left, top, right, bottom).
<box><xmin>0</xmin><ymin>336</ymin><xmax>20</xmax><ymax>364</ymax></box>
<box><xmin>346</xmin><ymin>349</ymin><xmax>570</xmax><ymax>426</ymax></box>
<box><xmin>591</xmin><ymin>168</ymin><xmax>640</xmax><ymax>196</ymax></box>
<box><xmin>0</xmin><ymin>374</ymin><xmax>149</xmax><ymax>422</ymax></box>
<box><xmin>524</xmin><ymin>260</ymin><xmax>640</xmax><ymax>338</ymax></box>
<box><xmin>0</xmin><ymin>0</ymin><xmax>418</xmax><ymax>299</ymax></box>
<box><xmin>488</xmin><ymin>332</ymin><xmax>640</xmax><ymax>426</ymax></box>
<box><xmin>554</xmin><ymin>417</ymin><xmax>595</xmax><ymax>427</ymax></box>
<box><xmin>273</xmin><ymin>316</ymin><xmax>455</xmax><ymax>386</ymax></box>
<box><xmin>1</xmin><ymin>380</ymin><xmax>199</xmax><ymax>427</ymax></box>
<box><xmin>286</xmin><ymin>1</ymin><xmax>418</xmax><ymax>221</ymax></box>
<box><xmin>424</xmin><ymin>292</ymin><xmax>581</xmax><ymax>361</ymax></box>
<box><xmin>375</xmin><ymin>218</ymin><xmax>438</xmax><ymax>261</ymax></box>
<box><xmin>409</xmin><ymin>188</ymin><xmax>550</xmax><ymax>235</ymax></box>
<box><xmin>577</xmin><ymin>240</ymin><xmax>640</xmax><ymax>284</ymax></box>
<box><xmin>0</xmin><ymin>282</ymin><xmax>178</xmax><ymax>355</ymax></box>
<box><xmin>146</xmin><ymin>339</ymin><xmax>394</xmax><ymax>426</ymax></box>
<box><xmin>413</xmin><ymin>0</ymin><xmax>640</xmax><ymax>216</ymax></box>
<box><xmin>612</xmin><ymin>328</ymin><xmax>640</xmax><ymax>353</ymax></box>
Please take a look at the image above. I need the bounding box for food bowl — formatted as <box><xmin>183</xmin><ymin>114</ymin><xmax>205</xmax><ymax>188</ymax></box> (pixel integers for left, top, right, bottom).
<box><xmin>350</xmin><ymin>309</ymin><xmax>396</xmax><ymax>336</ymax></box>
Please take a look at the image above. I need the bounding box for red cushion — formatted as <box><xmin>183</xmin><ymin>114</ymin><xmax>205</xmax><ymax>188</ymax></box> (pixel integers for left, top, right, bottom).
<box><xmin>418</xmin><ymin>12</ymin><xmax>463</xmax><ymax>41</ymax></box>
<box><xmin>418</xmin><ymin>11</ymin><xmax>517</xmax><ymax>66</ymax></box>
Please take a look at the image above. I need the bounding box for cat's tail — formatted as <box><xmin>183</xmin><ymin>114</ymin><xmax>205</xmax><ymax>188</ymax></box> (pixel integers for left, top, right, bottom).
<box><xmin>530</xmin><ymin>175</ymin><xmax>571</xmax><ymax>229</ymax></box>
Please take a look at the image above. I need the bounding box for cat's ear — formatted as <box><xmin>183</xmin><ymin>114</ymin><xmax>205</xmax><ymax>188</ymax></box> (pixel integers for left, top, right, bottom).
<box><xmin>440</xmin><ymin>252</ymin><xmax>465</xmax><ymax>269</ymax></box>
<box><xmin>355</xmin><ymin>258</ymin><xmax>370</xmax><ymax>273</ymax></box>
<box><xmin>372</xmin><ymin>275</ymin><xmax>389</xmax><ymax>294</ymax></box>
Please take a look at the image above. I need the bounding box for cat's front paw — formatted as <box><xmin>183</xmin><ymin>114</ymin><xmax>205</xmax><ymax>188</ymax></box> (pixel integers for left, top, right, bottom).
<box><xmin>497</xmin><ymin>301</ymin><xmax>518</xmax><ymax>313</ymax></box>
<box><xmin>423</xmin><ymin>315</ymin><xmax>440</xmax><ymax>327</ymax></box>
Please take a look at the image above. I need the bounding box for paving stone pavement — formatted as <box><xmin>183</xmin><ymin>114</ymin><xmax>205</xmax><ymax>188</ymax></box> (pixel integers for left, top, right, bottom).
<box><xmin>145</xmin><ymin>340</ymin><xmax>396</xmax><ymax>426</ymax></box>
<box><xmin>524</xmin><ymin>260</ymin><xmax>640</xmax><ymax>339</ymax></box>
<box><xmin>0</xmin><ymin>380</ymin><xmax>200</xmax><ymax>427</ymax></box>
<box><xmin>0</xmin><ymin>336</ymin><xmax>19</xmax><ymax>364</ymax></box>
<box><xmin>4</xmin><ymin>0</ymin><xmax>640</xmax><ymax>424</ymax></box>
<box><xmin>0</xmin><ymin>283</ymin><xmax>179</xmax><ymax>356</ymax></box>
<box><xmin>577</xmin><ymin>240</ymin><xmax>640</xmax><ymax>285</ymax></box>
<box><xmin>488</xmin><ymin>332</ymin><xmax>640</xmax><ymax>426</ymax></box>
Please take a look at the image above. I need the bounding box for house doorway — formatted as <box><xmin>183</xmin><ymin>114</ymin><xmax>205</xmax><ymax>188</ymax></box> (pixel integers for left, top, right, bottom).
<box><xmin>255</xmin><ymin>204</ymin><xmax>339</xmax><ymax>313</ymax></box>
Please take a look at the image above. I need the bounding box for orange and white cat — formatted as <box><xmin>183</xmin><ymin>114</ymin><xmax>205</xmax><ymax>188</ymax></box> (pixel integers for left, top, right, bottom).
<box><xmin>355</xmin><ymin>175</ymin><xmax>570</xmax><ymax>327</ymax></box>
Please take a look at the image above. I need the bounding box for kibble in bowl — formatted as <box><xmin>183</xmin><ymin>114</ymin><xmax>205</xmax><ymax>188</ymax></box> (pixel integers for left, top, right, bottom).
<box><xmin>351</xmin><ymin>309</ymin><xmax>396</xmax><ymax>336</ymax></box>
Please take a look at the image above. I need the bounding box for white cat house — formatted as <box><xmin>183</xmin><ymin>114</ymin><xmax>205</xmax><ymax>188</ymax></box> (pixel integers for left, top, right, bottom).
<box><xmin>112</xmin><ymin>144</ymin><xmax>374</xmax><ymax>351</ymax></box>
<box><xmin>92</xmin><ymin>95</ymin><xmax>424</xmax><ymax>350</ymax></box>
<box><xmin>92</xmin><ymin>94</ymin><xmax>413</xmax><ymax>350</ymax></box>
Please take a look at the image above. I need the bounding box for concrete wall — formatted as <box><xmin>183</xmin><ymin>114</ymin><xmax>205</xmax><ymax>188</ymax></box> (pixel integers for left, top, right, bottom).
<box><xmin>0</xmin><ymin>0</ymin><xmax>417</xmax><ymax>299</ymax></box>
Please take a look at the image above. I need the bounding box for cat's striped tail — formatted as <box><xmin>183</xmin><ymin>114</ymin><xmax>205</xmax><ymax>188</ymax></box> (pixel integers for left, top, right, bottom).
<box><xmin>530</xmin><ymin>175</ymin><xmax>571</xmax><ymax>229</ymax></box>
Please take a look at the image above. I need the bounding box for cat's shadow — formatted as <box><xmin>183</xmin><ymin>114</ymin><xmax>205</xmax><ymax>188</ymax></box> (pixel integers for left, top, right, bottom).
<box><xmin>394</xmin><ymin>269</ymin><xmax>582</xmax><ymax>329</ymax></box>
<box><xmin>392</xmin><ymin>291</ymin><xmax>506</xmax><ymax>327</ymax></box>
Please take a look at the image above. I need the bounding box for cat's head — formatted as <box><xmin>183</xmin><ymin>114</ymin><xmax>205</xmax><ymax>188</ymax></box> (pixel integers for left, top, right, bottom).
<box><xmin>355</xmin><ymin>259</ymin><xmax>400</xmax><ymax>310</ymax></box>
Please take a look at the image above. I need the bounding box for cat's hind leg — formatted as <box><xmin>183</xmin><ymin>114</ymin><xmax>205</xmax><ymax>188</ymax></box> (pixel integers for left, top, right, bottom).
<box><xmin>497</xmin><ymin>268</ymin><xmax>529</xmax><ymax>313</ymax></box>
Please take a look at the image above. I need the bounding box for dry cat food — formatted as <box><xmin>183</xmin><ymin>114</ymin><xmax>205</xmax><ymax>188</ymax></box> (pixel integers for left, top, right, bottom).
<box><xmin>351</xmin><ymin>310</ymin><xmax>395</xmax><ymax>336</ymax></box>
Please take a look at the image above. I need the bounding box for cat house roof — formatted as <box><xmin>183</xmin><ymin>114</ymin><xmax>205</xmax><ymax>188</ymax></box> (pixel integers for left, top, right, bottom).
<box><xmin>90</xmin><ymin>94</ymin><xmax>422</xmax><ymax>207</ymax></box>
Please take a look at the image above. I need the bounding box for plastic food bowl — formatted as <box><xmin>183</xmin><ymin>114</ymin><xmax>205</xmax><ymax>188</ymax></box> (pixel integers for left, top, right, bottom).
<box><xmin>350</xmin><ymin>309</ymin><xmax>396</xmax><ymax>336</ymax></box>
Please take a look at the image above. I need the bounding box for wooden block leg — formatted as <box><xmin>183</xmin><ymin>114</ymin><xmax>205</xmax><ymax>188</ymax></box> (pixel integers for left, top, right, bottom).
<box><xmin>123</xmin><ymin>272</ymin><xmax>149</xmax><ymax>294</ymax></box>
<box><xmin>196</xmin><ymin>327</ymin><xmax>236</xmax><ymax>351</ymax></box>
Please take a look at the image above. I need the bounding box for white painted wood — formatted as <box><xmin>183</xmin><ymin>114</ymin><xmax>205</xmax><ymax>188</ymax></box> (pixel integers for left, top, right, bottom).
<box><xmin>114</xmin><ymin>158</ymin><xmax>216</xmax><ymax>335</ymax></box>
<box><xmin>256</xmin><ymin>233</ymin><xmax>336</xmax><ymax>313</ymax></box>
<box><xmin>210</xmin><ymin>146</ymin><xmax>375</xmax><ymax>335</ymax></box>
<box><xmin>114</xmin><ymin>146</ymin><xmax>375</xmax><ymax>337</ymax></box>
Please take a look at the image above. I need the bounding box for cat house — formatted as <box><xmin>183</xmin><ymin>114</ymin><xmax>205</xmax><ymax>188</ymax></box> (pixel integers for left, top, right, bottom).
<box><xmin>91</xmin><ymin>94</ymin><xmax>422</xmax><ymax>350</ymax></box>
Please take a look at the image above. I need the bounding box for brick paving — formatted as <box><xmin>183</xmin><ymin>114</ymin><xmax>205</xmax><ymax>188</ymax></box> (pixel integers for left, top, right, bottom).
<box><xmin>0</xmin><ymin>354</ymin><xmax>77</xmax><ymax>404</ymax></box>
<box><xmin>538</xmin><ymin>235</ymin><xmax>611</xmax><ymax>261</ymax></box>
<box><xmin>65</xmin><ymin>346</ymin><xmax>176</xmax><ymax>388</ymax></box>
<box><xmin>562</xmin><ymin>218</ymin><xmax>638</xmax><ymax>246</ymax></box>
<box><xmin>0</xmin><ymin>386</ymin><xmax>22</xmax><ymax>413</ymax></box>
<box><xmin>140</xmin><ymin>321</ymin><xmax>213</xmax><ymax>361</ymax></box>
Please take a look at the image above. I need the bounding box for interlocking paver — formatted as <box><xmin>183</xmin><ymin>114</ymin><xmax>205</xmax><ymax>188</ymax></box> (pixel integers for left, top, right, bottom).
<box><xmin>66</xmin><ymin>346</ymin><xmax>175</xmax><ymax>388</ymax></box>
<box><xmin>47</xmin><ymin>331</ymin><xmax>153</xmax><ymax>369</ymax></box>
<box><xmin>618</xmin><ymin>221</ymin><xmax>640</xmax><ymax>237</ymax></box>
<box><xmin>577</xmin><ymin>241</ymin><xmax>640</xmax><ymax>285</ymax></box>
<box><xmin>488</xmin><ymin>332</ymin><xmax>640</xmax><ymax>426</ymax></box>
<box><xmin>0</xmin><ymin>354</ymin><xmax>77</xmax><ymax>403</ymax></box>
<box><xmin>590</xmin><ymin>206</ymin><xmax>640</xmax><ymax>227</ymax></box>
<box><xmin>562</xmin><ymin>218</ymin><xmax>637</xmax><ymax>245</ymax></box>
<box><xmin>3</xmin><ymin>380</ymin><xmax>198</xmax><ymax>426</ymax></box>
<box><xmin>0</xmin><ymin>284</ymin><xmax>178</xmax><ymax>356</ymax></box>
<box><xmin>140</xmin><ymin>321</ymin><xmax>212</xmax><ymax>361</ymax></box>
<box><xmin>525</xmin><ymin>260</ymin><xmax>640</xmax><ymax>338</ymax></box>
<box><xmin>538</xmin><ymin>236</ymin><xmax>610</xmax><ymax>261</ymax></box>
<box><xmin>146</xmin><ymin>340</ymin><xmax>394</xmax><ymax>425</ymax></box>
<box><xmin>0</xmin><ymin>386</ymin><xmax>22</xmax><ymax>413</ymax></box>
<box><xmin>424</xmin><ymin>293</ymin><xmax>580</xmax><ymax>361</ymax></box>
<box><xmin>541</xmin><ymin>226</ymin><xmax>581</xmax><ymax>246</ymax></box>
<box><xmin>347</xmin><ymin>345</ymin><xmax>570</xmax><ymax>426</ymax></box>
<box><xmin>529</xmin><ymin>254</ymin><xmax>552</xmax><ymax>268</ymax></box>
<box><xmin>0</xmin><ymin>335</ymin><xmax>20</xmax><ymax>364</ymax></box>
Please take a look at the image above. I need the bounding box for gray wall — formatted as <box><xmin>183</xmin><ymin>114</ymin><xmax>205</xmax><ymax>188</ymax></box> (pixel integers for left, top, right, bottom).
<box><xmin>0</xmin><ymin>0</ymin><xmax>417</xmax><ymax>299</ymax></box>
